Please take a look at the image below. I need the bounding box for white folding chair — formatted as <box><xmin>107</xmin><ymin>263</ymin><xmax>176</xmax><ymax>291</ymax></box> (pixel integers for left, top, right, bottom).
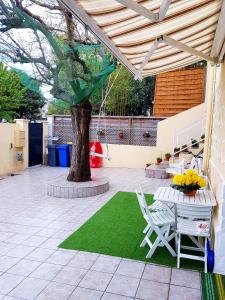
<box><xmin>136</xmin><ymin>191</ymin><xmax>176</xmax><ymax>258</ymax></box>
<box><xmin>175</xmin><ymin>204</ymin><xmax>212</xmax><ymax>273</ymax></box>
<box><xmin>138</xmin><ymin>184</ymin><xmax>170</xmax><ymax>212</ymax></box>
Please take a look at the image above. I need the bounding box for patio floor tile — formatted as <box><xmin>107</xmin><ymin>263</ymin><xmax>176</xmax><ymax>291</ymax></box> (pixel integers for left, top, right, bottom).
<box><xmin>79</xmin><ymin>270</ymin><xmax>113</xmax><ymax>291</ymax></box>
<box><xmin>25</xmin><ymin>248</ymin><xmax>55</xmax><ymax>262</ymax></box>
<box><xmin>68</xmin><ymin>253</ymin><xmax>98</xmax><ymax>269</ymax></box>
<box><xmin>115</xmin><ymin>260</ymin><xmax>145</xmax><ymax>278</ymax></box>
<box><xmin>0</xmin><ymin>243</ymin><xmax>15</xmax><ymax>255</ymax></box>
<box><xmin>0</xmin><ymin>232</ymin><xmax>15</xmax><ymax>243</ymax></box>
<box><xmin>29</xmin><ymin>262</ymin><xmax>63</xmax><ymax>281</ymax></box>
<box><xmin>171</xmin><ymin>269</ymin><xmax>200</xmax><ymax>289</ymax></box>
<box><xmin>136</xmin><ymin>279</ymin><xmax>169</xmax><ymax>300</ymax></box>
<box><xmin>142</xmin><ymin>264</ymin><xmax>171</xmax><ymax>284</ymax></box>
<box><xmin>102</xmin><ymin>292</ymin><xmax>133</xmax><ymax>299</ymax></box>
<box><xmin>21</xmin><ymin>236</ymin><xmax>48</xmax><ymax>247</ymax></box>
<box><xmin>53</xmin><ymin>266</ymin><xmax>87</xmax><ymax>286</ymax></box>
<box><xmin>106</xmin><ymin>274</ymin><xmax>140</xmax><ymax>297</ymax></box>
<box><xmin>36</xmin><ymin>282</ymin><xmax>74</xmax><ymax>300</ymax></box>
<box><xmin>69</xmin><ymin>287</ymin><xmax>103</xmax><ymax>300</ymax></box>
<box><xmin>38</xmin><ymin>238</ymin><xmax>62</xmax><ymax>250</ymax></box>
<box><xmin>46</xmin><ymin>250</ymin><xmax>74</xmax><ymax>265</ymax></box>
<box><xmin>5</xmin><ymin>234</ymin><xmax>31</xmax><ymax>245</ymax></box>
<box><xmin>0</xmin><ymin>256</ymin><xmax>21</xmax><ymax>272</ymax></box>
<box><xmin>36</xmin><ymin>228</ymin><xmax>59</xmax><ymax>238</ymax></box>
<box><xmin>168</xmin><ymin>285</ymin><xmax>201</xmax><ymax>300</ymax></box>
<box><xmin>6</xmin><ymin>245</ymin><xmax>35</xmax><ymax>259</ymax></box>
<box><xmin>0</xmin><ymin>273</ymin><xmax>25</xmax><ymax>295</ymax></box>
<box><xmin>9</xmin><ymin>277</ymin><xmax>49</xmax><ymax>299</ymax></box>
<box><xmin>91</xmin><ymin>255</ymin><xmax>121</xmax><ymax>273</ymax></box>
<box><xmin>7</xmin><ymin>259</ymin><xmax>41</xmax><ymax>276</ymax></box>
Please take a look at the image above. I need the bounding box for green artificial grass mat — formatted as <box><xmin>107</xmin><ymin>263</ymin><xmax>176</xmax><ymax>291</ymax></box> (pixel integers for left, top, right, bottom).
<box><xmin>59</xmin><ymin>191</ymin><xmax>203</xmax><ymax>270</ymax></box>
<box><xmin>201</xmin><ymin>272</ymin><xmax>225</xmax><ymax>300</ymax></box>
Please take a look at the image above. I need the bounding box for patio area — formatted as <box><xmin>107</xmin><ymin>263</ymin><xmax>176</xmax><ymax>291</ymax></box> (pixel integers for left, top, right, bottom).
<box><xmin>0</xmin><ymin>166</ymin><xmax>201</xmax><ymax>300</ymax></box>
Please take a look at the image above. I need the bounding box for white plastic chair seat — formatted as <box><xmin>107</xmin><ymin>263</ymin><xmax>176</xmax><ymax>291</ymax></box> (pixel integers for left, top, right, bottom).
<box><xmin>177</xmin><ymin>218</ymin><xmax>210</xmax><ymax>237</ymax></box>
<box><xmin>151</xmin><ymin>209</ymin><xmax>175</xmax><ymax>226</ymax></box>
<box><xmin>148</xmin><ymin>200</ymin><xmax>171</xmax><ymax>211</ymax></box>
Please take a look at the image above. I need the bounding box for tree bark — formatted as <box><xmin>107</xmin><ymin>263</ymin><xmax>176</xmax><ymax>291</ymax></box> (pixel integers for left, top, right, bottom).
<box><xmin>67</xmin><ymin>99</ymin><xmax>92</xmax><ymax>182</ymax></box>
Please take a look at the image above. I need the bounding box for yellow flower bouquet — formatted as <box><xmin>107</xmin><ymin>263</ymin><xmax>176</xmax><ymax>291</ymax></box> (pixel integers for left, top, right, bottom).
<box><xmin>171</xmin><ymin>169</ymin><xmax>206</xmax><ymax>196</ymax></box>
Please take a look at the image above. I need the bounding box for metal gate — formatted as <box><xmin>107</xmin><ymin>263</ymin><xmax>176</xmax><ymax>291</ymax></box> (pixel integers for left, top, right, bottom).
<box><xmin>28</xmin><ymin>123</ymin><xmax>43</xmax><ymax>167</ymax></box>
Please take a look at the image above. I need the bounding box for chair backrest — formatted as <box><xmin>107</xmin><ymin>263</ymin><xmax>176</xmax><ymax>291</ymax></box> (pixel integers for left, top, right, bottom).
<box><xmin>135</xmin><ymin>190</ymin><xmax>148</xmax><ymax>217</ymax></box>
<box><xmin>135</xmin><ymin>190</ymin><xmax>154</xmax><ymax>225</ymax></box>
<box><xmin>176</xmin><ymin>204</ymin><xmax>212</xmax><ymax>221</ymax></box>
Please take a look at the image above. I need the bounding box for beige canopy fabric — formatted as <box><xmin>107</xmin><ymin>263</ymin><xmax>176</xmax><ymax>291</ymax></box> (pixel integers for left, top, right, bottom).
<box><xmin>61</xmin><ymin>0</ymin><xmax>224</xmax><ymax>78</ymax></box>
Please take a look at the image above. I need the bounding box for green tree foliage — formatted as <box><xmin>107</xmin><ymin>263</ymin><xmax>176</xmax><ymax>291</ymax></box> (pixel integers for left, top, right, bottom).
<box><xmin>0</xmin><ymin>63</ymin><xmax>26</xmax><ymax>121</ymax></box>
<box><xmin>48</xmin><ymin>99</ymin><xmax>70</xmax><ymax>115</ymax></box>
<box><xmin>95</xmin><ymin>65</ymin><xmax>155</xmax><ymax>116</ymax></box>
<box><xmin>15</xmin><ymin>89</ymin><xmax>46</xmax><ymax>121</ymax></box>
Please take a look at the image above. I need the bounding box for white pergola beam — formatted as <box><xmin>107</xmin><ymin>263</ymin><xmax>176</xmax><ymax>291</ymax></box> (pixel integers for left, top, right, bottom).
<box><xmin>135</xmin><ymin>39</ymin><xmax>159</xmax><ymax>80</ymax></box>
<box><xmin>163</xmin><ymin>35</ymin><xmax>218</xmax><ymax>64</ymax></box>
<box><xmin>60</xmin><ymin>0</ymin><xmax>137</xmax><ymax>76</ymax></box>
<box><xmin>158</xmin><ymin>0</ymin><xmax>171</xmax><ymax>21</ymax></box>
<box><xmin>115</xmin><ymin>0</ymin><xmax>157</xmax><ymax>22</ymax></box>
<box><xmin>211</xmin><ymin>0</ymin><xmax>225</xmax><ymax>58</ymax></box>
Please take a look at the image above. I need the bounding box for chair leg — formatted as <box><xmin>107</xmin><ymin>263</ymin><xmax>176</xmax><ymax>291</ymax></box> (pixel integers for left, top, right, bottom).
<box><xmin>204</xmin><ymin>238</ymin><xmax>208</xmax><ymax>273</ymax></box>
<box><xmin>140</xmin><ymin>227</ymin><xmax>153</xmax><ymax>247</ymax></box>
<box><xmin>143</xmin><ymin>223</ymin><xmax>150</xmax><ymax>234</ymax></box>
<box><xmin>175</xmin><ymin>233</ymin><xmax>178</xmax><ymax>253</ymax></box>
<box><xmin>146</xmin><ymin>236</ymin><xmax>161</xmax><ymax>258</ymax></box>
<box><xmin>177</xmin><ymin>233</ymin><xmax>181</xmax><ymax>269</ymax></box>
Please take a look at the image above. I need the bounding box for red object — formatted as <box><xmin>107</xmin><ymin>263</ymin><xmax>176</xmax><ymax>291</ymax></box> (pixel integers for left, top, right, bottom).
<box><xmin>183</xmin><ymin>190</ymin><xmax>197</xmax><ymax>197</ymax></box>
<box><xmin>89</xmin><ymin>141</ymin><xmax>103</xmax><ymax>168</ymax></box>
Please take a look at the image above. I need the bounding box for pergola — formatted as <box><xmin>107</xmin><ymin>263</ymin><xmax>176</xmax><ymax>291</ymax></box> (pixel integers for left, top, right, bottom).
<box><xmin>60</xmin><ymin>0</ymin><xmax>225</xmax><ymax>79</ymax></box>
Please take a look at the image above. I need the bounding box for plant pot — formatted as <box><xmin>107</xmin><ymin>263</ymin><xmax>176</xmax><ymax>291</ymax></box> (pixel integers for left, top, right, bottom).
<box><xmin>118</xmin><ymin>132</ymin><xmax>124</xmax><ymax>139</ymax></box>
<box><xmin>183</xmin><ymin>190</ymin><xmax>197</xmax><ymax>197</ymax></box>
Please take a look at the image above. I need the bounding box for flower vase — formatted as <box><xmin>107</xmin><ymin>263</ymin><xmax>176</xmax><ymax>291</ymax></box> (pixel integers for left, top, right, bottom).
<box><xmin>183</xmin><ymin>190</ymin><xmax>197</xmax><ymax>197</ymax></box>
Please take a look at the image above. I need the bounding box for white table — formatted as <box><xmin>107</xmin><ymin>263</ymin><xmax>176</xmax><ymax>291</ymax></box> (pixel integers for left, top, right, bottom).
<box><xmin>154</xmin><ymin>187</ymin><xmax>217</xmax><ymax>207</ymax></box>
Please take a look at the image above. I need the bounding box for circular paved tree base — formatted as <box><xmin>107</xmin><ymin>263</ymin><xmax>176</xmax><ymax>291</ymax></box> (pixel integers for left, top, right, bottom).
<box><xmin>47</xmin><ymin>176</ymin><xmax>109</xmax><ymax>198</ymax></box>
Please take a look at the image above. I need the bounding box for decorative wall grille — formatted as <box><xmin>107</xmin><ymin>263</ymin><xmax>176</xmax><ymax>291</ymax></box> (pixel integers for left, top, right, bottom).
<box><xmin>52</xmin><ymin>116</ymin><xmax>164</xmax><ymax>147</ymax></box>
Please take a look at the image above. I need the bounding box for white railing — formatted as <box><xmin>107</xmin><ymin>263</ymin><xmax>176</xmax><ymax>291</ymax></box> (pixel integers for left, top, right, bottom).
<box><xmin>173</xmin><ymin>118</ymin><xmax>205</xmax><ymax>148</ymax></box>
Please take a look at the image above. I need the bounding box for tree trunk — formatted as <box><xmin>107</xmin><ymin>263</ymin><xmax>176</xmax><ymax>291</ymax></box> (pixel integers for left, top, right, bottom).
<box><xmin>67</xmin><ymin>100</ymin><xmax>92</xmax><ymax>182</ymax></box>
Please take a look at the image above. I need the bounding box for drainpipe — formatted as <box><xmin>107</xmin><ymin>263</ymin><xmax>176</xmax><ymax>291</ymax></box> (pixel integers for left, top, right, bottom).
<box><xmin>203</xmin><ymin>64</ymin><xmax>217</xmax><ymax>175</ymax></box>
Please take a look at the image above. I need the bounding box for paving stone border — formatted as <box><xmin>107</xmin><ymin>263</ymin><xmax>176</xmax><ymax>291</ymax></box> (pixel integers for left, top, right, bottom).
<box><xmin>47</xmin><ymin>175</ymin><xmax>110</xmax><ymax>198</ymax></box>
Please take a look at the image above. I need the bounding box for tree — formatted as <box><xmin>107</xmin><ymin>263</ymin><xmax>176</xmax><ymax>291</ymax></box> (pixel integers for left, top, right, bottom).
<box><xmin>102</xmin><ymin>66</ymin><xmax>155</xmax><ymax>116</ymax></box>
<box><xmin>0</xmin><ymin>63</ymin><xmax>26</xmax><ymax>121</ymax></box>
<box><xmin>48</xmin><ymin>99</ymin><xmax>70</xmax><ymax>115</ymax></box>
<box><xmin>15</xmin><ymin>88</ymin><xmax>46</xmax><ymax>120</ymax></box>
<box><xmin>130</xmin><ymin>76</ymin><xmax>156</xmax><ymax>116</ymax></box>
<box><xmin>0</xmin><ymin>0</ymin><xmax>116</xmax><ymax>182</ymax></box>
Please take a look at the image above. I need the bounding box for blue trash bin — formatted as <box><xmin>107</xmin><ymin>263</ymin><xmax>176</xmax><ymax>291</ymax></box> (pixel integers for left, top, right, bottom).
<box><xmin>47</xmin><ymin>144</ymin><xmax>58</xmax><ymax>167</ymax></box>
<box><xmin>57</xmin><ymin>144</ymin><xmax>70</xmax><ymax>167</ymax></box>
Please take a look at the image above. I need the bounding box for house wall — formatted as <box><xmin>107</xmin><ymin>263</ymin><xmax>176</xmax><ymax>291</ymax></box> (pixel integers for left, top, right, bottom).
<box><xmin>102</xmin><ymin>144</ymin><xmax>160</xmax><ymax>169</ymax></box>
<box><xmin>204</xmin><ymin>63</ymin><xmax>225</xmax><ymax>275</ymax></box>
<box><xmin>101</xmin><ymin>103</ymin><xmax>205</xmax><ymax>168</ymax></box>
<box><xmin>0</xmin><ymin>120</ymin><xmax>28</xmax><ymax>176</ymax></box>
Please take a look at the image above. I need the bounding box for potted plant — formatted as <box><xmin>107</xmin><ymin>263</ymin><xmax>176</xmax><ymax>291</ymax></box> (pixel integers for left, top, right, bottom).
<box><xmin>118</xmin><ymin>131</ymin><xmax>124</xmax><ymax>139</ymax></box>
<box><xmin>191</xmin><ymin>139</ymin><xmax>199</xmax><ymax>148</ymax></box>
<box><xmin>171</xmin><ymin>169</ymin><xmax>206</xmax><ymax>196</ymax></box>
<box><xmin>156</xmin><ymin>157</ymin><xmax>162</xmax><ymax>165</ymax></box>
<box><xmin>200</xmin><ymin>134</ymin><xmax>205</xmax><ymax>143</ymax></box>
<box><xmin>97</xmin><ymin>129</ymin><xmax>105</xmax><ymax>136</ymax></box>
<box><xmin>174</xmin><ymin>147</ymin><xmax>180</xmax><ymax>157</ymax></box>
<box><xmin>143</xmin><ymin>131</ymin><xmax>151</xmax><ymax>138</ymax></box>
<box><xmin>164</xmin><ymin>153</ymin><xmax>171</xmax><ymax>161</ymax></box>
<box><xmin>181</xmin><ymin>144</ymin><xmax>188</xmax><ymax>152</ymax></box>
